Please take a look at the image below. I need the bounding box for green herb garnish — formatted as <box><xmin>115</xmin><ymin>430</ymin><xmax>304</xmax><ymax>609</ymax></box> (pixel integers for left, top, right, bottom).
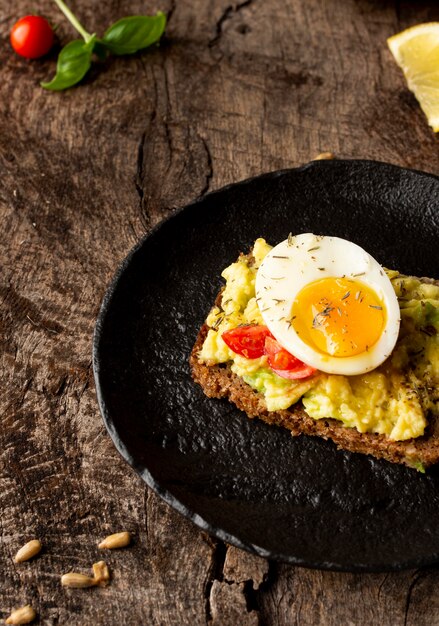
<box><xmin>413</xmin><ymin>461</ymin><xmax>426</xmax><ymax>474</ymax></box>
<box><xmin>42</xmin><ymin>0</ymin><xmax>166</xmax><ymax>91</ymax></box>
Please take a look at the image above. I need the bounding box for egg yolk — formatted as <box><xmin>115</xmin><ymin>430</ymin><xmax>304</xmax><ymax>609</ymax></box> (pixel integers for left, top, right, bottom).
<box><xmin>291</xmin><ymin>278</ymin><xmax>385</xmax><ymax>357</ymax></box>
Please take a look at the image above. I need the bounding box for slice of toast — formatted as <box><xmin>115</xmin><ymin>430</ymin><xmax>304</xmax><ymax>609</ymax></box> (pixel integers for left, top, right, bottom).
<box><xmin>190</xmin><ymin>276</ymin><xmax>439</xmax><ymax>470</ymax></box>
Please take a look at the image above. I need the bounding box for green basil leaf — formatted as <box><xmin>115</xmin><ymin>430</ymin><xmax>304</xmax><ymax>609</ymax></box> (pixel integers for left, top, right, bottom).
<box><xmin>41</xmin><ymin>36</ymin><xmax>96</xmax><ymax>91</ymax></box>
<box><xmin>101</xmin><ymin>12</ymin><xmax>166</xmax><ymax>55</ymax></box>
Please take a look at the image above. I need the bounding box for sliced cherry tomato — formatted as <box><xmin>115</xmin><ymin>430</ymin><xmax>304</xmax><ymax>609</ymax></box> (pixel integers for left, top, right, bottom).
<box><xmin>269</xmin><ymin>365</ymin><xmax>317</xmax><ymax>380</ymax></box>
<box><xmin>222</xmin><ymin>325</ymin><xmax>272</xmax><ymax>359</ymax></box>
<box><xmin>264</xmin><ymin>336</ymin><xmax>317</xmax><ymax>379</ymax></box>
<box><xmin>10</xmin><ymin>15</ymin><xmax>54</xmax><ymax>59</ymax></box>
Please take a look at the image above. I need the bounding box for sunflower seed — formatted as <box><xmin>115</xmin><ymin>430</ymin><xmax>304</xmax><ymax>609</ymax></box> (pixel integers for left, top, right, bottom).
<box><xmin>98</xmin><ymin>531</ymin><xmax>131</xmax><ymax>550</ymax></box>
<box><xmin>313</xmin><ymin>152</ymin><xmax>335</xmax><ymax>160</ymax></box>
<box><xmin>5</xmin><ymin>605</ymin><xmax>36</xmax><ymax>624</ymax></box>
<box><xmin>93</xmin><ymin>561</ymin><xmax>110</xmax><ymax>586</ymax></box>
<box><xmin>61</xmin><ymin>572</ymin><xmax>97</xmax><ymax>588</ymax></box>
<box><xmin>14</xmin><ymin>540</ymin><xmax>42</xmax><ymax>563</ymax></box>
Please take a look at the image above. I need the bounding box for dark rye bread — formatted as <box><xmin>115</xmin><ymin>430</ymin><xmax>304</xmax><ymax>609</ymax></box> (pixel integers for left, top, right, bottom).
<box><xmin>190</xmin><ymin>282</ymin><xmax>439</xmax><ymax>470</ymax></box>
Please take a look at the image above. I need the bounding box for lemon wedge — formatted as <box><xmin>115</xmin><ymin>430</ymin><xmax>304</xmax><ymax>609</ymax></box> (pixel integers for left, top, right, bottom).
<box><xmin>387</xmin><ymin>23</ymin><xmax>439</xmax><ymax>132</ymax></box>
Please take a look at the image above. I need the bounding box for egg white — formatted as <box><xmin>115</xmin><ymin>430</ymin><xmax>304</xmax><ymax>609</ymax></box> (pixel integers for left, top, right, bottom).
<box><xmin>255</xmin><ymin>234</ymin><xmax>401</xmax><ymax>375</ymax></box>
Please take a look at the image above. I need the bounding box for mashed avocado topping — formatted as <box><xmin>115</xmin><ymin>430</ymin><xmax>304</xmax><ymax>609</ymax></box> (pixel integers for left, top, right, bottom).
<box><xmin>198</xmin><ymin>239</ymin><xmax>439</xmax><ymax>441</ymax></box>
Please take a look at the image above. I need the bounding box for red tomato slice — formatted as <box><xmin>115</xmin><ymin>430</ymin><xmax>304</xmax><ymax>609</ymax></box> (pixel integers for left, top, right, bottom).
<box><xmin>222</xmin><ymin>325</ymin><xmax>272</xmax><ymax>359</ymax></box>
<box><xmin>269</xmin><ymin>365</ymin><xmax>317</xmax><ymax>380</ymax></box>
<box><xmin>264</xmin><ymin>336</ymin><xmax>317</xmax><ymax>379</ymax></box>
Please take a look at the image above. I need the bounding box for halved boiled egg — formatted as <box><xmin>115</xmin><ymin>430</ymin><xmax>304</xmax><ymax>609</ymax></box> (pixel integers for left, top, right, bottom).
<box><xmin>255</xmin><ymin>234</ymin><xmax>400</xmax><ymax>375</ymax></box>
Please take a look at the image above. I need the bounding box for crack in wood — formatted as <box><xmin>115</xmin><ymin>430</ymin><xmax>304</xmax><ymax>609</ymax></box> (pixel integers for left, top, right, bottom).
<box><xmin>205</xmin><ymin>539</ymin><xmax>228</xmax><ymax>623</ymax></box>
<box><xmin>166</xmin><ymin>0</ymin><xmax>177</xmax><ymax>26</ymax></box>
<box><xmin>135</xmin><ymin>131</ymin><xmax>147</xmax><ymax>225</ymax></box>
<box><xmin>204</xmin><ymin>543</ymin><xmax>274</xmax><ymax>624</ymax></box>
<box><xmin>249</xmin><ymin>559</ymin><xmax>277</xmax><ymax>623</ymax></box>
<box><xmin>199</xmin><ymin>136</ymin><xmax>213</xmax><ymax>196</ymax></box>
<box><xmin>377</xmin><ymin>572</ymin><xmax>389</xmax><ymax>600</ymax></box>
<box><xmin>135</xmin><ymin>132</ymin><xmax>146</xmax><ymax>201</ymax></box>
<box><xmin>209</xmin><ymin>0</ymin><xmax>255</xmax><ymax>47</ymax></box>
<box><xmin>162</xmin><ymin>62</ymin><xmax>174</xmax><ymax>160</ymax></box>
<box><xmin>243</xmin><ymin>578</ymin><xmax>260</xmax><ymax>613</ymax></box>
<box><xmin>403</xmin><ymin>569</ymin><xmax>425</xmax><ymax>626</ymax></box>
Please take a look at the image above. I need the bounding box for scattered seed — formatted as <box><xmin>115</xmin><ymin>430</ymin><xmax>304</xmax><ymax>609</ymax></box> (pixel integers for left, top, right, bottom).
<box><xmin>307</xmin><ymin>246</ymin><xmax>320</xmax><ymax>252</ymax></box>
<box><xmin>341</xmin><ymin>291</ymin><xmax>350</xmax><ymax>300</ymax></box>
<box><xmin>14</xmin><ymin>540</ymin><xmax>42</xmax><ymax>563</ymax></box>
<box><xmin>61</xmin><ymin>572</ymin><xmax>97</xmax><ymax>589</ymax></box>
<box><xmin>313</xmin><ymin>152</ymin><xmax>335</xmax><ymax>161</ymax></box>
<box><xmin>5</xmin><ymin>605</ymin><xmax>36</xmax><ymax>625</ymax></box>
<box><xmin>287</xmin><ymin>233</ymin><xmax>294</xmax><ymax>247</ymax></box>
<box><xmin>98</xmin><ymin>531</ymin><xmax>131</xmax><ymax>550</ymax></box>
<box><xmin>93</xmin><ymin>561</ymin><xmax>110</xmax><ymax>587</ymax></box>
<box><xmin>369</xmin><ymin>305</ymin><xmax>383</xmax><ymax>310</ymax></box>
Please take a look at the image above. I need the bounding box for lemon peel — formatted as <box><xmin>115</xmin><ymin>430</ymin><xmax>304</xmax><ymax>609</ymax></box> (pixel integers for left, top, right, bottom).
<box><xmin>388</xmin><ymin>22</ymin><xmax>439</xmax><ymax>132</ymax></box>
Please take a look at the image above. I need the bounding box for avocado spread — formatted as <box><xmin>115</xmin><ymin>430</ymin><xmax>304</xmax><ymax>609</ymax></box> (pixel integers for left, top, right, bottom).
<box><xmin>198</xmin><ymin>239</ymin><xmax>439</xmax><ymax>441</ymax></box>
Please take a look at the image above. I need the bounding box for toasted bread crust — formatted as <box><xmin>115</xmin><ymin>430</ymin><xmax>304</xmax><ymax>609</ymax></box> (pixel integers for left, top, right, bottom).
<box><xmin>190</xmin><ymin>282</ymin><xmax>439</xmax><ymax>469</ymax></box>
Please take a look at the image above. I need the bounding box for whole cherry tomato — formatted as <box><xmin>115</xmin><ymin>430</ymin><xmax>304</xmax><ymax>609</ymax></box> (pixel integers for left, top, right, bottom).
<box><xmin>10</xmin><ymin>15</ymin><xmax>54</xmax><ymax>59</ymax></box>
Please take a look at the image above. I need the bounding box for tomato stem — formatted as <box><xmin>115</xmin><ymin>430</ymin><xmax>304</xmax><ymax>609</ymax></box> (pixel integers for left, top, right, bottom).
<box><xmin>52</xmin><ymin>0</ymin><xmax>92</xmax><ymax>42</ymax></box>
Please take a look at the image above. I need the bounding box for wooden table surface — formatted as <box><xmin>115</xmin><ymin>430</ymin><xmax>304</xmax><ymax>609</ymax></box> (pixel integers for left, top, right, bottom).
<box><xmin>1</xmin><ymin>0</ymin><xmax>439</xmax><ymax>624</ymax></box>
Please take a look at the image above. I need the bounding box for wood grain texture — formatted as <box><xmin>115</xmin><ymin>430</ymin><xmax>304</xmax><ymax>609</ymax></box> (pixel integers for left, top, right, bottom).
<box><xmin>1</xmin><ymin>0</ymin><xmax>438</xmax><ymax>624</ymax></box>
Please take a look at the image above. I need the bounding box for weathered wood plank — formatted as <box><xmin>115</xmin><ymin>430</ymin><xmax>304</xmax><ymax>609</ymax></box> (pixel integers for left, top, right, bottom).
<box><xmin>1</xmin><ymin>0</ymin><xmax>438</xmax><ymax>623</ymax></box>
<box><xmin>258</xmin><ymin>566</ymin><xmax>422</xmax><ymax>626</ymax></box>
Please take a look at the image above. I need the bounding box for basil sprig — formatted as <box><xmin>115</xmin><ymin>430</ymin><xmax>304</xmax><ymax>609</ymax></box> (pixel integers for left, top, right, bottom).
<box><xmin>42</xmin><ymin>0</ymin><xmax>166</xmax><ymax>91</ymax></box>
